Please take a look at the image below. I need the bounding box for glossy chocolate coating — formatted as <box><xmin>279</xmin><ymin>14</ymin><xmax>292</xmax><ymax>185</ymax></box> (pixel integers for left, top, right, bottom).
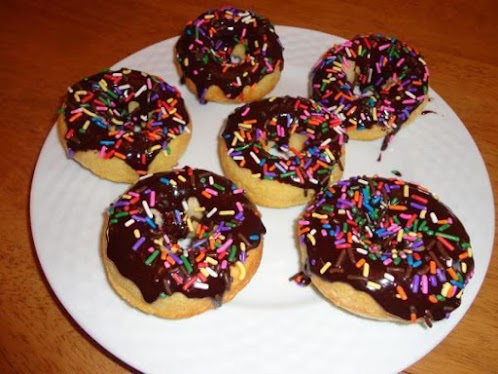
<box><xmin>311</xmin><ymin>34</ymin><xmax>429</xmax><ymax>134</ymax></box>
<box><xmin>221</xmin><ymin>96</ymin><xmax>347</xmax><ymax>190</ymax></box>
<box><xmin>299</xmin><ymin>176</ymin><xmax>474</xmax><ymax>322</ymax></box>
<box><xmin>175</xmin><ymin>7</ymin><xmax>284</xmax><ymax>103</ymax></box>
<box><xmin>63</xmin><ymin>68</ymin><xmax>189</xmax><ymax>172</ymax></box>
<box><xmin>105</xmin><ymin>167</ymin><xmax>265</xmax><ymax>303</ymax></box>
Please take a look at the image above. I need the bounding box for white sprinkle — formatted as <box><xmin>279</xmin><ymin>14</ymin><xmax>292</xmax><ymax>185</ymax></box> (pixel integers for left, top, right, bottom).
<box><xmin>142</xmin><ymin>200</ymin><xmax>153</xmax><ymax>218</ymax></box>
<box><xmin>206</xmin><ymin>207</ymin><xmax>217</xmax><ymax>218</ymax></box>
<box><xmin>134</xmin><ymin>85</ymin><xmax>147</xmax><ymax>97</ymax></box>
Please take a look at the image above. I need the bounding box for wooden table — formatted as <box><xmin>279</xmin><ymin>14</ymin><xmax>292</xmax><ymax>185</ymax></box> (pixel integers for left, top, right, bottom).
<box><xmin>2</xmin><ymin>0</ymin><xmax>497</xmax><ymax>372</ymax></box>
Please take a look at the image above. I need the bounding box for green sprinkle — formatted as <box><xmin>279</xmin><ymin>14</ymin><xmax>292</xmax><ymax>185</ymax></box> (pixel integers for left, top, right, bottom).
<box><xmin>436</xmin><ymin>294</ymin><xmax>446</xmax><ymax>302</ymax></box>
<box><xmin>280</xmin><ymin>171</ymin><xmax>296</xmax><ymax>178</ymax></box>
<box><xmin>181</xmin><ymin>255</ymin><xmax>193</xmax><ymax>273</ymax></box>
<box><xmin>114</xmin><ymin>211</ymin><xmax>129</xmax><ymax>219</ymax></box>
<box><xmin>228</xmin><ymin>245</ymin><xmax>237</xmax><ymax>262</ymax></box>
<box><xmin>145</xmin><ymin>250</ymin><xmax>160</xmax><ymax>266</ymax></box>
<box><xmin>437</xmin><ymin>223</ymin><xmax>451</xmax><ymax>232</ymax></box>
<box><xmin>160</xmin><ymin>292</ymin><xmax>168</xmax><ymax>298</ymax></box>
<box><xmin>106</xmin><ymin>89</ymin><xmax>118</xmax><ymax>99</ymax></box>
<box><xmin>435</xmin><ymin>232</ymin><xmax>460</xmax><ymax>242</ymax></box>
<box><xmin>212</xmin><ymin>183</ymin><xmax>226</xmax><ymax>191</ymax></box>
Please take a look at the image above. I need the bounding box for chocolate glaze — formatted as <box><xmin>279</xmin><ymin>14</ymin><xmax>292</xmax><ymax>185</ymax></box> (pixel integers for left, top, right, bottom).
<box><xmin>106</xmin><ymin>167</ymin><xmax>266</xmax><ymax>303</ymax></box>
<box><xmin>221</xmin><ymin>96</ymin><xmax>347</xmax><ymax>190</ymax></box>
<box><xmin>63</xmin><ymin>68</ymin><xmax>189</xmax><ymax>172</ymax></box>
<box><xmin>421</xmin><ymin>110</ymin><xmax>437</xmax><ymax>115</ymax></box>
<box><xmin>311</xmin><ymin>34</ymin><xmax>429</xmax><ymax>133</ymax></box>
<box><xmin>299</xmin><ymin>176</ymin><xmax>474</xmax><ymax>322</ymax></box>
<box><xmin>175</xmin><ymin>7</ymin><xmax>284</xmax><ymax>103</ymax></box>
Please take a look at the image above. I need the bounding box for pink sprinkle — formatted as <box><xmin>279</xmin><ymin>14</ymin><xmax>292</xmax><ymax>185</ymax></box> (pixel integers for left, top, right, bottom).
<box><xmin>150</xmin><ymin>190</ymin><xmax>156</xmax><ymax>207</ymax></box>
<box><xmin>378</xmin><ymin>43</ymin><xmax>390</xmax><ymax>51</ymax></box>
<box><xmin>99</xmin><ymin>146</ymin><xmax>107</xmax><ymax>158</ymax></box>
<box><xmin>396</xmin><ymin>57</ymin><xmax>406</xmax><ymax>67</ymax></box>
<box><xmin>236</xmin><ymin>201</ymin><xmax>243</xmax><ymax>212</ymax></box>
<box><xmin>204</xmin><ymin>188</ymin><xmax>218</xmax><ymax>196</ymax></box>
<box><xmin>216</xmin><ymin>238</ymin><xmax>233</xmax><ymax>253</ymax></box>
<box><xmin>421</xmin><ymin>274</ymin><xmax>429</xmax><ymax>294</ymax></box>
<box><xmin>241</xmin><ymin>106</ymin><xmax>251</xmax><ymax>116</ymax></box>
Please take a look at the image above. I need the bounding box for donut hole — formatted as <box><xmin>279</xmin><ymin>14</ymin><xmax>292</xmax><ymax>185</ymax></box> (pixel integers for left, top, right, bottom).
<box><xmin>342</xmin><ymin>60</ymin><xmax>375</xmax><ymax>98</ymax></box>
<box><xmin>264</xmin><ymin>133</ymin><xmax>308</xmax><ymax>160</ymax></box>
<box><xmin>230</xmin><ymin>43</ymin><xmax>247</xmax><ymax>64</ymax></box>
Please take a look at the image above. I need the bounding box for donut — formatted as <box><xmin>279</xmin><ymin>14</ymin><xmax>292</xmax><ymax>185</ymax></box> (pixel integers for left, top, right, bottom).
<box><xmin>102</xmin><ymin>167</ymin><xmax>266</xmax><ymax>319</ymax></box>
<box><xmin>219</xmin><ymin>96</ymin><xmax>347</xmax><ymax>208</ymax></box>
<box><xmin>298</xmin><ymin>175</ymin><xmax>474</xmax><ymax>326</ymax></box>
<box><xmin>311</xmin><ymin>34</ymin><xmax>429</xmax><ymax>142</ymax></box>
<box><xmin>175</xmin><ymin>7</ymin><xmax>284</xmax><ymax>104</ymax></box>
<box><xmin>57</xmin><ymin>68</ymin><xmax>192</xmax><ymax>183</ymax></box>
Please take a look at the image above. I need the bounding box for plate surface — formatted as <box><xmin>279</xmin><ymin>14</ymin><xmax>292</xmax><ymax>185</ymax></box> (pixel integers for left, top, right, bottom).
<box><xmin>30</xmin><ymin>26</ymin><xmax>494</xmax><ymax>373</ymax></box>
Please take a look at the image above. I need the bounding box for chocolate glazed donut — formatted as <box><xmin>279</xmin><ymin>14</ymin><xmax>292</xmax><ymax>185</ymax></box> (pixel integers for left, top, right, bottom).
<box><xmin>219</xmin><ymin>96</ymin><xmax>348</xmax><ymax>208</ymax></box>
<box><xmin>175</xmin><ymin>7</ymin><xmax>284</xmax><ymax>104</ymax></box>
<box><xmin>102</xmin><ymin>167</ymin><xmax>266</xmax><ymax>318</ymax></box>
<box><xmin>298</xmin><ymin>176</ymin><xmax>474</xmax><ymax>326</ymax></box>
<box><xmin>311</xmin><ymin>34</ymin><xmax>429</xmax><ymax>143</ymax></box>
<box><xmin>58</xmin><ymin>68</ymin><xmax>191</xmax><ymax>183</ymax></box>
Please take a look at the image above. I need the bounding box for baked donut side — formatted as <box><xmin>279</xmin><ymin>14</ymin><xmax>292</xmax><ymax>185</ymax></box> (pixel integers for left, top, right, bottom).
<box><xmin>102</xmin><ymin>167</ymin><xmax>266</xmax><ymax>318</ymax></box>
<box><xmin>175</xmin><ymin>7</ymin><xmax>284</xmax><ymax>104</ymax></box>
<box><xmin>219</xmin><ymin>96</ymin><xmax>347</xmax><ymax>208</ymax></box>
<box><xmin>311</xmin><ymin>34</ymin><xmax>429</xmax><ymax>141</ymax></box>
<box><xmin>57</xmin><ymin>68</ymin><xmax>192</xmax><ymax>183</ymax></box>
<box><xmin>298</xmin><ymin>176</ymin><xmax>474</xmax><ymax>326</ymax></box>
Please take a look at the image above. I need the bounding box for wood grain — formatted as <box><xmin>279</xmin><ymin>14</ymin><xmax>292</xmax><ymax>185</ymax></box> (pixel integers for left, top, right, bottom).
<box><xmin>1</xmin><ymin>0</ymin><xmax>497</xmax><ymax>372</ymax></box>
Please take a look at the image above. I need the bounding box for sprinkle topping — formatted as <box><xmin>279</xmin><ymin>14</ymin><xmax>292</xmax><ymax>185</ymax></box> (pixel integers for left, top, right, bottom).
<box><xmin>63</xmin><ymin>68</ymin><xmax>190</xmax><ymax>174</ymax></box>
<box><xmin>221</xmin><ymin>96</ymin><xmax>348</xmax><ymax>189</ymax></box>
<box><xmin>106</xmin><ymin>167</ymin><xmax>266</xmax><ymax>303</ymax></box>
<box><xmin>299</xmin><ymin>175</ymin><xmax>474</xmax><ymax>323</ymax></box>
<box><xmin>311</xmin><ymin>34</ymin><xmax>429</xmax><ymax>135</ymax></box>
<box><xmin>175</xmin><ymin>7</ymin><xmax>284</xmax><ymax>103</ymax></box>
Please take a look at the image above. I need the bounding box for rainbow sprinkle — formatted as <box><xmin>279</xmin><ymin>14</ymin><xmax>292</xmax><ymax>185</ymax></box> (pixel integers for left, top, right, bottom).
<box><xmin>221</xmin><ymin>96</ymin><xmax>348</xmax><ymax>190</ymax></box>
<box><xmin>298</xmin><ymin>175</ymin><xmax>474</xmax><ymax>325</ymax></box>
<box><xmin>63</xmin><ymin>68</ymin><xmax>190</xmax><ymax>174</ymax></box>
<box><xmin>311</xmin><ymin>34</ymin><xmax>429</xmax><ymax>145</ymax></box>
<box><xmin>106</xmin><ymin>167</ymin><xmax>266</xmax><ymax>304</ymax></box>
<box><xmin>175</xmin><ymin>7</ymin><xmax>284</xmax><ymax>103</ymax></box>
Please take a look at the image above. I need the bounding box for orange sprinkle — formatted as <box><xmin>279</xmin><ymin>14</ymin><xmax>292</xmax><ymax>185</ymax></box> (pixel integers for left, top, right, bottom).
<box><xmin>68</xmin><ymin>112</ymin><xmax>83</xmax><ymax>122</ymax></box>
<box><xmin>114</xmin><ymin>152</ymin><xmax>127</xmax><ymax>160</ymax></box>
<box><xmin>447</xmin><ymin>267</ymin><xmax>459</xmax><ymax>281</ymax></box>
<box><xmin>388</xmin><ymin>205</ymin><xmax>408</xmax><ymax>211</ymax></box>
<box><xmin>355</xmin><ymin>258</ymin><xmax>366</xmax><ymax>268</ymax></box>
<box><xmin>396</xmin><ymin>285</ymin><xmax>408</xmax><ymax>300</ymax></box>
<box><xmin>201</xmin><ymin>191</ymin><xmax>212</xmax><ymax>199</ymax></box>
<box><xmin>297</xmin><ymin>227</ymin><xmax>310</xmax><ymax>236</ymax></box>
<box><xmin>429</xmin><ymin>260</ymin><xmax>436</xmax><ymax>274</ymax></box>
<box><xmin>428</xmin><ymin>295</ymin><xmax>438</xmax><ymax>303</ymax></box>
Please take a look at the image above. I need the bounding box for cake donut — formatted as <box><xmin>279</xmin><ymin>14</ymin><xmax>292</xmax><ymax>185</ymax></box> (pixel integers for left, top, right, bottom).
<box><xmin>311</xmin><ymin>34</ymin><xmax>429</xmax><ymax>142</ymax></box>
<box><xmin>175</xmin><ymin>7</ymin><xmax>284</xmax><ymax>104</ymax></box>
<box><xmin>219</xmin><ymin>96</ymin><xmax>347</xmax><ymax>208</ymax></box>
<box><xmin>57</xmin><ymin>68</ymin><xmax>192</xmax><ymax>183</ymax></box>
<box><xmin>102</xmin><ymin>167</ymin><xmax>266</xmax><ymax>318</ymax></box>
<box><xmin>298</xmin><ymin>176</ymin><xmax>474</xmax><ymax>326</ymax></box>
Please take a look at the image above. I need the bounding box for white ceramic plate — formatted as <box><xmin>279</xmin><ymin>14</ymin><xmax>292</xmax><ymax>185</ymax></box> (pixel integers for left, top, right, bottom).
<box><xmin>30</xmin><ymin>26</ymin><xmax>494</xmax><ymax>373</ymax></box>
